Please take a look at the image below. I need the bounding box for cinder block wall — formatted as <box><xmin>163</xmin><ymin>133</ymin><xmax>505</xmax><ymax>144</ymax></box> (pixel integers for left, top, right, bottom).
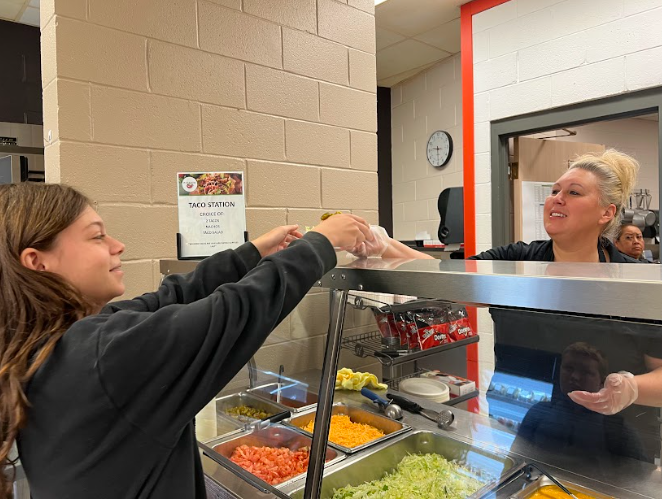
<box><xmin>390</xmin><ymin>54</ymin><xmax>462</xmax><ymax>241</ymax></box>
<box><xmin>41</xmin><ymin>0</ymin><xmax>381</xmax><ymax>382</ymax></box>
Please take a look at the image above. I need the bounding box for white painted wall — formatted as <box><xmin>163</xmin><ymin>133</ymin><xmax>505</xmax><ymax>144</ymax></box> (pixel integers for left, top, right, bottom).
<box><xmin>548</xmin><ymin>117</ymin><xmax>659</xmax><ymax>210</ymax></box>
<box><xmin>391</xmin><ymin>54</ymin><xmax>463</xmax><ymax>240</ymax></box>
<box><xmin>472</xmin><ymin>0</ymin><xmax>662</xmax><ymax>414</ymax></box>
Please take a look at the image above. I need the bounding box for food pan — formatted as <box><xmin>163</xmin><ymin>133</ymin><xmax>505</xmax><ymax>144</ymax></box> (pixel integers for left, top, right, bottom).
<box><xmin>215</xmin><ymin>391</ymin><xmax>289</xmax><ymax>424</ymax></box>
<box><xmin>200</xmin><ymin>413</ymin><xmax>243</xmax><ymax>444</ymax></box>
<box><xmin>289</xmin><ymin>430</ymin><xmax>522</xmax><ymax>499</ymax></box>
<box><xmin>284</xmin><ymin>403</ymin><xmax>410</xmax><ymax>454</ymax></box>
<box><xmin>206</xmin><ymin>424</ymin><xmax>345</xmax><ymax>490</ymax></box>
<box><xmin>512</xmin><ymin>475</ymin><xmax>614</xmax><ymax>499</ymax></box>
<box><xmin>247</xmin><ymin>382</ymin><xmax>318</xmax><ymax>413</ymax></box>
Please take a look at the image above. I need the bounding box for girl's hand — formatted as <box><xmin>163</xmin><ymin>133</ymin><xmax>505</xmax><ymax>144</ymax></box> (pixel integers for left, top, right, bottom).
<box><xmin>310</xmin><ymin>214</ymin><xmax>373</xmax><ymax>249</ymax></box>
<box><xmin>252</xmin><ymin>225</ymin><xmax>303</xmax><ymax>258</ymax></box>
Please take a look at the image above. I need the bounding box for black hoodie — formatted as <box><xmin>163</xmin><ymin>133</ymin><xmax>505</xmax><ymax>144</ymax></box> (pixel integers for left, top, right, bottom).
<box><xmin>17</xmin><ymin>232</ymin><xmax>336</xmax><ymax>499</ymax></box>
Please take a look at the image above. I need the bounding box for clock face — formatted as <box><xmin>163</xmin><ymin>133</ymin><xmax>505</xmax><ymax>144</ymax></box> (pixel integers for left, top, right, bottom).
<box><xmin>426</xmin><ymin>131</ymin><xmax>453</xmax><ymax>168</ymax></box>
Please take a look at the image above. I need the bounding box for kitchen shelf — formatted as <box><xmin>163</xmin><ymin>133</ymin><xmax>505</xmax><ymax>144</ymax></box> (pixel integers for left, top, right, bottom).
<box><xmin>444</xmin><ymin>390</ymin><xmax>480</xmax><ymax>406</ymax></box>
<box><xmin>386</xmin><ymin>370</ymin><xmax>479</xmax><ymax>407</ymax></box>
<box><xmin>340</xmin><ymin>330</ymin><xmax>479</xmax><ymax>367</ymax></box>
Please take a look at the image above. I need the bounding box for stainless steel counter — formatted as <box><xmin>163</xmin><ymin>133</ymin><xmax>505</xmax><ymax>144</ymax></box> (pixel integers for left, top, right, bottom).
<box><xmin>318</xmin><ymin>258</ymin><xmax>662</xmax><ymax>321</ymax></box>
<box><xmin>160</xmin><ymin>257</ymin><xmax>662</xmax><ymax>321</ymax></box>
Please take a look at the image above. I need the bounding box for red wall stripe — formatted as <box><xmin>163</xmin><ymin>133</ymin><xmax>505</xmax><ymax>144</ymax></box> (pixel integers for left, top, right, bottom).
<box><xmin>460</xmin><ymin>0</ymin><xmax>512</xmax><ymax>412</ymax></box>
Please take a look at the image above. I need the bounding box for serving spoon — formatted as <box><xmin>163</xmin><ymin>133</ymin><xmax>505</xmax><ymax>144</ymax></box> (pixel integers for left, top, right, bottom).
<box><xmin>360</xmin><ymin>387</ymin><xmax>404</xmax><ymax>420</ymax></box>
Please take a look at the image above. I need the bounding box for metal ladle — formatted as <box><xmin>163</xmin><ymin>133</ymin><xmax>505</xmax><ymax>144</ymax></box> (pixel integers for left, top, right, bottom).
<box><xmin>360</xmin><ymin>388</ymin><xmax>404</xmax><ymax>420</ymax></box>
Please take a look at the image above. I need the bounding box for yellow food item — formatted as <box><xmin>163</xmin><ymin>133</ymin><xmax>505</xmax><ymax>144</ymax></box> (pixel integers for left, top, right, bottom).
<box><xmin>301</xmin><ymin>414</ymin><xmax>384</xmax><ymax>448</ymax></box>
<box><xmin>226</xmin><ymin>405</ymin><xmax>272</xmax><ymax>419</ymax></box>
<box><xmin>529</xmin><ymin>485</ymin><xmax>597</xmax><ymax>499</ymax></box>
<box><xmin>335</xmin><ymin>367</ymin><xmax>387</xmax><ymax>391</ymax></box>
<box><xmin>321</xmin><ymin>211</ymin><xmax>343</xmax><ymax>221</ymax></box>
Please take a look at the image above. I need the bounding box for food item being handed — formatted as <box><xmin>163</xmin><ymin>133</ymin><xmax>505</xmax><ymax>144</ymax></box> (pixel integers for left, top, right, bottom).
<box><xmin>335</xmin><ymin>367</ymin><xmax>387</xmax><ymax>391</ymax></box>
<box><xmin>225</xmin><ymin>405</ymin><xmax>272</xmax><ymax>420</ymax></box>
<box><xmin>331</xmin><ymin>453</ymin><xmax>484</xmax><ymax>499</ymax></box>
<box><xmin>228</xmin><ymin>445</ymin><xmax>310</xmax><ymax>485</ymax></box>
<box><xmin>301</xmin><ymin>414</ymin><xmax>384</xmax><ymax>448</ymax></box>
<box><xmin>321</xmin><ymin>211</ymin><xmax>343</xmax><ymax>221</ymax></box>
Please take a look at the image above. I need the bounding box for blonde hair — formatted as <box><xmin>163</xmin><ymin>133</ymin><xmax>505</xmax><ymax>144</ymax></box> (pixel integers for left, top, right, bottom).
<box><xmin>569</xmin><ymin>149</ymin><xmax>639</xmax><ymax>239</ymax></box>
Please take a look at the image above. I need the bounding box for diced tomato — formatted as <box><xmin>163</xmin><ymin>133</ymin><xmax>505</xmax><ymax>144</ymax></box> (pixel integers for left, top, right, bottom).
<box><xmin>227</xmin><ymin>445</ymin><xmax>318</xmax><ymax>485</ymax></box>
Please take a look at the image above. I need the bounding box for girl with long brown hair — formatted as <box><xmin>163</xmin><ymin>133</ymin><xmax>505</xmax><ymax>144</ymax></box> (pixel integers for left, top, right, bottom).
<box><xmin>0</xmin><ymin>182</ymin><xmax>372</xmax><ymax>498</ymax></box>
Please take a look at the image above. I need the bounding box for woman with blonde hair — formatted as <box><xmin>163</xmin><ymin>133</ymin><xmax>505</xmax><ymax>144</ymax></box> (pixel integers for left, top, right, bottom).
<box><xmin>0</xmin><ymin>182</ymin><xmax>372</xmax><ymax>498</ymax></box>
<box><xmin>469</xmin><ymin>149</ymin><xmax>641</xmax><ymax>262</ymax></box>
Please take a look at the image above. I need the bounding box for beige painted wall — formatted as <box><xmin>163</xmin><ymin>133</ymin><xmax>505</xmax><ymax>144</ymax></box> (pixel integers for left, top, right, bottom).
<box><xmin>40</xmin><ymin>0</ymin><xmax>381</xmax><ymax>384</ymax></box>
<box><xmin>390</xmin><ymin>54</ymin><xmax>463</xmax><ymax>241</ymax></box>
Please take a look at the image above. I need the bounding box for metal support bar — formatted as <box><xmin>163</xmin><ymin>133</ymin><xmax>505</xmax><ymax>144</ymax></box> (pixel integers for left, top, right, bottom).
<box><xmin>246</xmin><ymin>356</ymin><xmax>258</xmax><ymax>389</ymax></box>
<box><xmin>303</xmin><ymin>289</ymin><xmax>348</xmax><ymax>499</ymax></box>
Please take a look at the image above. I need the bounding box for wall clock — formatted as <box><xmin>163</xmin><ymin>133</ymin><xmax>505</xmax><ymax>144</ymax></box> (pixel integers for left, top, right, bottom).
<box><xmin>426</xmin><ymin>130</ymin><xmax>453</xmax><ymax>168</ymax></box>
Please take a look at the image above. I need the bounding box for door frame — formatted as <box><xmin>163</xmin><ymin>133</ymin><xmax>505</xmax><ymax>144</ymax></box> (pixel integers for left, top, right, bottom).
<box><xmin>490</xmin><ymin>86</ymin><xmax>662</xmax><ymax>247</ymax></box>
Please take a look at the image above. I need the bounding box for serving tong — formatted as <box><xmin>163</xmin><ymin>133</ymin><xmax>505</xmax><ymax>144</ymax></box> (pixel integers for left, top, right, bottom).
<box><xmin>386</xmin><ymin>392</ymin><xmax>454</xmax><ymax>430</ymax></box>
<box><xmin>526</xmin><ymin>463</ymin><xmax>580</xmax><ymax>499</ymax></box>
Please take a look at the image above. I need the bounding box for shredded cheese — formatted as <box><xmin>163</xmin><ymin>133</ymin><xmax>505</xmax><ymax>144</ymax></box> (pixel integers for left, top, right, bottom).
<box><xmin>301</xmin><ymin>414</ymin><xmax>384</xmax><ymax>448</ymax></box>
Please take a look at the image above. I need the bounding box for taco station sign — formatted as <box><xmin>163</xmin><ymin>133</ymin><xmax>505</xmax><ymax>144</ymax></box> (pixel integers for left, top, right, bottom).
<box><xmin>177</xmin><ymin>171</ymin><xmax>247</xmax><ymax>258</ymax></box>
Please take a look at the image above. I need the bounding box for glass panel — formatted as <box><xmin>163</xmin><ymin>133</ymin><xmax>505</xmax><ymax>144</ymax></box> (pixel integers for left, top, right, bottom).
<box><xmin>477</xmin><ymin>305</ymin><xmax>662</xmax><ymax>497</ymax></box>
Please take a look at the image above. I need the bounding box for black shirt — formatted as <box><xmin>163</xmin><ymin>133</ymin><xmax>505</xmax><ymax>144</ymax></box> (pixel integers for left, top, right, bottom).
<box><xmin>17</xmin><ymin>232</ymin><xmax>336</xmax><ymax>499</ymax></box>
<box><xmin>469</xmin><ymin>238</ymin><xmax>639</xmax><ymax>263</ymax></box>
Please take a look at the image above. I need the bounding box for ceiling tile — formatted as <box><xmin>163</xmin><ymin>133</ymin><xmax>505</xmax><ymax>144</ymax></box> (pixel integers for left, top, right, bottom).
<box><xmin>376</xmin><ymin>26</ymin><xmax>405</xmax><ymax>51</ymax></box>
<box><xmin>0</xmin><ymin>0</ymin><xmax>24</xmax><ymax>21</ymax></box>
<box><xmin>377</xmin><ymin>39</ymin><xmax>450</xmax><ymax>79</ymax></box>
<box><xmin>29</xmin><ymin>0</ymin><xmax>39</xmax><ymax>7</ymax></box>
<box><xmin>376</xmin><ymin>0</ymin><xmax>460</xmax><ymax>37</ymax></box>
<box><xmin>378</xmin><ymin>62</ymin><xmax>439</xmax><ymax>87</ymax></box>
<box><xmin>19</xmin><ymin>5</ymin><xmax>39</xmax><ymax>26</ymax></box>
<box><xmin>414</xmin><ymin>17</ymin><xmax>461</xmax><ymax>53</ymax></box>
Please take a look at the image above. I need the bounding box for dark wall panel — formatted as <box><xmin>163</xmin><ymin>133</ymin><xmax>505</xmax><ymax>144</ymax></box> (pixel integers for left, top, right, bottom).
<box><xmin>377</xmin><ymin>86</ymin><xmax>393</xmax><ymax>236</ymax></box>
<box><xmin>0</xmin><ymin>19</ymin><xmax>42</xmax><ymax>125</ymax></box>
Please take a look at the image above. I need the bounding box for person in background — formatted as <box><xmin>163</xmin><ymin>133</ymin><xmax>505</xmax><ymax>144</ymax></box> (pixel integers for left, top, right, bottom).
<box><xmin>0</xmin><ymin>183</ymin><xmax>372</xmax><ymax>499</ymax></box>
<box><xmin>614</xmin><ymin>223</ymin><xmax>647</xmax><ymax>261</ymax></box>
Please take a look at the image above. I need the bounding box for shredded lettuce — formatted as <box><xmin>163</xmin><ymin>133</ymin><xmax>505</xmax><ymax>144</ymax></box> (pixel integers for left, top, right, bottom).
<box><xmin>331</xmin><ymin>453</ymin><xmax>484</xmax><ymax>499</ymax></box>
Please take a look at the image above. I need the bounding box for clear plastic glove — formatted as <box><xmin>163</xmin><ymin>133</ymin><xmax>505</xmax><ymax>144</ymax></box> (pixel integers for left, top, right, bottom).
<box><xmin>568</xmin><ymin>371</ymin><xmax>638</xmax><ymax>415</ymax></box>
<box><xmin>344</xmin><ymin>225</ymin><xmax>390</xmax><ymax>258</ymax></box>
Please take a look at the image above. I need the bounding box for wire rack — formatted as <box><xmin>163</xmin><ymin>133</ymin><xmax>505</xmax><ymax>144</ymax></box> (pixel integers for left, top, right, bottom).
<box><xmin>340</xmin><ymin>330</ymin><xmax>479</xmax><ymax>367</ymax></box>
<box><xmin>386</xmin><ymin>370</ymin><xmax>480</xmax><ymax>407</ymax></box>
<box><xmin>385</xmin><ymin>369</ymin><xmax>431</xmax><ymax>390</ymax></box>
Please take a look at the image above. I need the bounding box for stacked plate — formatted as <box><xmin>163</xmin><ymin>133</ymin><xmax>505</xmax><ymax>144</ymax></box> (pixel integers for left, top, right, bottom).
<box><xmin>398</xmin><ymin>378</ymin><xmax>450</xmax><ymax>403</ymax></box>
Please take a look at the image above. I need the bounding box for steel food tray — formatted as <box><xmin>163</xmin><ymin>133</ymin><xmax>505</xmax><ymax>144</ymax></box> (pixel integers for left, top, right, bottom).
<box><xmin>289</xmin><ymin>430</ymin><xmax>522</xmax><ymax>499</ymax></box>
<box><xmin>206</xmin><ymin>424</ymin><xmax>345</xmax><ymax>490</ymax></box>
<box><xmin>200</xmin><ymin>413</ymin><xmax>244</xmax><ymax>444</ymax></box>
<box><xmin>247</xmin><ymin>382</ymin><xmax>318</xmax><ymax>413</ymax></box>
<box><xmin>215</xmin><ymin>391</ymin><xmax>289</xmax><ymax>424</ymax></box>
<box><xmin>284</xmin><ymin>403</ymin><xmax>410</xmax><ymax>454</ymax></box>
<box><xmin>511</xmin><ymin>475</ymin><xmax>615</xmax><ymax>499</ymax></box>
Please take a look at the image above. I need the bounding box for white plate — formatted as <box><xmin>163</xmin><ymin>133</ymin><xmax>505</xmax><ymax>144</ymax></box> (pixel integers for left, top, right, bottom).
<box><xmin>399</xmin><ymin>378</ymin><xmax>449</xmax><ymax>402</ymax></box>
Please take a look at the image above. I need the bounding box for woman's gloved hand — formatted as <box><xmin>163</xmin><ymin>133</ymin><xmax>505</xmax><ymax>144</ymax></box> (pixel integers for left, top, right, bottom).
<box><xmin>344</xmin><ymin>226</ymin><xmax>391</xmax><ymax>258</ymax></box>
<box><xmin>568</xmin><ymin>371</ymin><xmax>638</xmax><ymax>415</ymax></box>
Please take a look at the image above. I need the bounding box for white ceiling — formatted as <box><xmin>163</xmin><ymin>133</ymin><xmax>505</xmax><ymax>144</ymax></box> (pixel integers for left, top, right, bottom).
<box><xmin>376</xmin><ymin>0</ymin><xmax>466</xmax><ymax>87</ymax></box>
<box><xmin>0</xmin><ymin>0</ymin><xmax>38</xmax><ymax>27</ymax></box>
<box><xmin>0</xmin><ymin>0</ymin><xmax>464</xmax><ymax>86</ymax></box>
